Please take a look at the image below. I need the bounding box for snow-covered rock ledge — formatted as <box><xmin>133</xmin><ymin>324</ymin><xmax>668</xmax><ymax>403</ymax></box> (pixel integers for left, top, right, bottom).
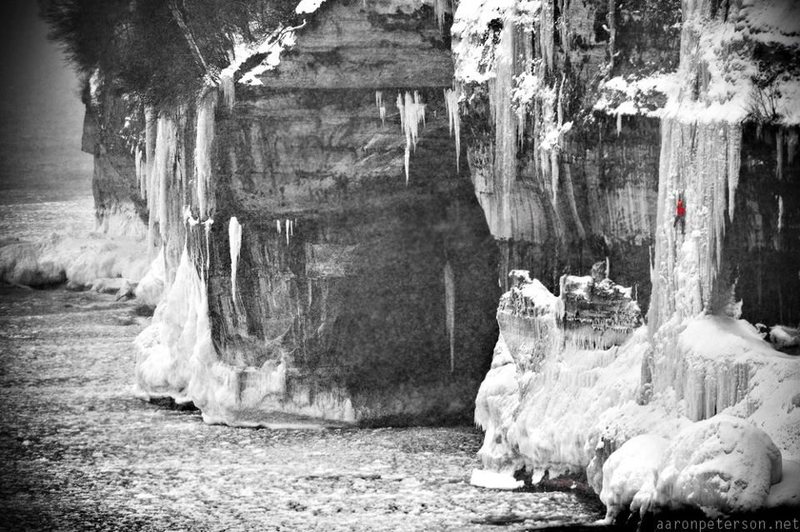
<box><xmin>473</xmin><ymin>270</ymin><xmax>800</xmax><ymax>519</ymax></box>
<box><xmin>133</xmin><ymin>247</ymin><xmax>357</xmax><ymax>427</ymax></box>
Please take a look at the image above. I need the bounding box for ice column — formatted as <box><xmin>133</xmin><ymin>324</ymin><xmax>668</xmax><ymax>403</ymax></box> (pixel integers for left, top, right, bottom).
<box><xmin>444</xmin><ymin>87</ymin><xmax>461</xmax><ymax>169</ymax></box>
<box><xmin>147</xmin><ymin>111</ymin><xmax>180</xmax><ymax>253</ymax></box>
<box><xmin>648</xmin><ymin>119</ymin><xmax>743</xmax><ymax>332</ymax></box>
<box><xmin>195</xmin><ymin>88</ymin><xmax>218</xmax><ymax>219</ymax></box>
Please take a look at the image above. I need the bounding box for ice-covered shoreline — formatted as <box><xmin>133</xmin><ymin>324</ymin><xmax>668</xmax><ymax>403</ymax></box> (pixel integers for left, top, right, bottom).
<box><xmin>0</xmin><ymin>200</ymin><xmax>156</xmax><ymax>303</ymax></box>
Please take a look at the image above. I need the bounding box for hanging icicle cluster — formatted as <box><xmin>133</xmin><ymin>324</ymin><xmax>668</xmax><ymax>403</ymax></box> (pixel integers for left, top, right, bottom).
<box><xmin>396</xmin><ymin>91</ymin><xmax>426</xmax><ymax>184</ymax></box>
<box><xmin>444</xmin><ymin>87</ymin><xmax>461</xmax><ymax>169</ymax></box>
<box><xmin>275</xmin><ymin>218</ymin><xmax>296</xmax><ymax>244</ymax></box>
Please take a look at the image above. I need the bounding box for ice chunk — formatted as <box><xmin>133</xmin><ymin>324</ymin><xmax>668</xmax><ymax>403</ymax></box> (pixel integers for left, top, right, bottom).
<box><xmin>469</xmin><ymin>469</ymin><xmax>523</xmax><ymax>491</ymax></box>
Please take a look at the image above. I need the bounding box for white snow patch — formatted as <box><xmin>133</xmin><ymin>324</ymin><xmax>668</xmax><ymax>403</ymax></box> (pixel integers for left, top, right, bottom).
<box><xmin>295</xmin><ymin>0</ymin><xmax>325</xmax><ymax>14</ymax></box>
<box><xmin>470</xmin><ymin>469</ymin><xmax>524</xmax><ymax>490</ymax></box>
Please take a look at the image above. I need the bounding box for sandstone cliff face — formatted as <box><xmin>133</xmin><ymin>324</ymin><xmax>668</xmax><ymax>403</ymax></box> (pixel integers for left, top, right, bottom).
<box><xmin>80</xmin><ymin>0</ymin><xmax>798</xmax><ymax>437</ymax></box>
<box><xmin>124</xmin><ymin>0</ymin><xmax>501</xmax><ymax>425</ymax></box>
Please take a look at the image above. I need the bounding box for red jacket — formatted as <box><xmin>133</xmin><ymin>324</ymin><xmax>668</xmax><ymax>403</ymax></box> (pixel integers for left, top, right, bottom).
<box><xmin>676</xmin><ymin>199</ymin><xmax>686</xmax><ymax>217</ymax></box>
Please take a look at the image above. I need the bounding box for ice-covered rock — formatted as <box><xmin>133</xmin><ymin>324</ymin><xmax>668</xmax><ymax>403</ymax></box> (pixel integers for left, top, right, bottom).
<box><xmin>476</xmin><ymin>269</ymin><xmax>647</xmax><ymax>481</ymax></box>
<box><xmin>654</xmin><ymin>416</ymin><xmax>782</xmax><ymax>515</ymax></box>
<box><xmin>90</xmin><ymin>277</ymin><xmax>135</xmax><ymax>296</ymax></box>
<box><xmin>766</xmin><ymin>459</ymin><xmax>800</xmax><ymax>509</ymax></box>
<box><xmin>770</xmin><ymin>325</ymin><xmax>800</xmax><ymax>352</ymax></box>
<box><xmin>601</xmin><ymin>417</ymin><xmax>785</xmax><ymax>518</ymax></box>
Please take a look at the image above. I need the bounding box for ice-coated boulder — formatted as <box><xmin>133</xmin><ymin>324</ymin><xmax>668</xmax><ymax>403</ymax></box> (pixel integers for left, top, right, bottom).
<box><xmin>654</xmin><ymin>415</ymin><xmax>782</xmax><ymax>515</ymax></box>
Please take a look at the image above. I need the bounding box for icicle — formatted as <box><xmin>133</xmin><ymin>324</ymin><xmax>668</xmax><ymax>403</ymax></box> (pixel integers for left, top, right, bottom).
<box><xmin>616</xmin><ymin>112</ymin><xmax>622</xmax><ymax>136</ymax></box>
<box><xmin>195</xmin><ymin>88</ymin><xmax>218</xmax><ymax>219</ymax></box>
<box><xmin>220</xmin><ymin>74</ymin><xmax>235</xmax><ymax>111</ymax></box>
<box><xmin>444</xmin><ymin>87</ymin><xmax>461</xmax><ymax>169</ymax></box>
<box><xmin>203</xmin><ymin>217</ymin><xmax>214</xmax><ymax>273</ymax></box>
<box><xmin>289</xmin><ymin>219</ymin><xmax>294</xmax><ymax>237</ymax></box>
<box><xmin>433</xmin><ymin>0</ymin><xmax>448</xmax><ymax>33</ymax></box>
<box><xmin>491</xmin><ymin>23</ymin><xmax>519</xmax><ymax>237</ymax></box>
<box><xmin>229</xmin><ymin>217</ymin><xmax>242</xmax><ymax>296</ymax></box>
<box><xmin>397</xmin><ymin>91</ymin><xmax>426</xmax><ymax>184</ymax></box>
<box><xmin>444</xmin><ymin>262</ymin><xmax>455</xmax><ymax>373</ymax></box>
<box><xmin>375</xmin><ymin>91</ymin><xmax>386</xmax><ymax>126</ymax></box>
<box><xmin>285</xmin><ymin>218</ymin><xmax>290</xmax><ymax>245</ymax></box>
<box><xmin>148</xmin><ymin>111</ymin><xmax>180</xmax><ymax>252</ymax></box>
<box><xmin>777</xmin><ymin>196</ymin><xmax>784</xmax><ymax>232</ymax></box>
<box><xmin>276</xmin><ymin>219</ymin><xmax>282</xmax><ymax>234</ymax></box>
<box><xmin>605</xmin><ymin>256</ymin><xmax>610</xmax><ymax>279</ymax></box>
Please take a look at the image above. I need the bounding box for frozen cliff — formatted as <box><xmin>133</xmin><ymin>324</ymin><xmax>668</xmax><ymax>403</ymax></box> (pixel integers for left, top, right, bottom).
<box><xmin>76</xmin><ymin>0</ymin><xmax>501</xmax><ymax>426</ymax></box>
<box><xmin>37</xmin><ymin>0</ymin><xmax>800</xmax><ymax>519</ymax></box>
<box><xmin>465</xmin><ymin>0</ymin><xmax>800</xmax><ymax>520</ymax></box>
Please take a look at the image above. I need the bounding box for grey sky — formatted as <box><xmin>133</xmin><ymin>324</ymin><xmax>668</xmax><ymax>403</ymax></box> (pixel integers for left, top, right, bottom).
<box><xmin>0</xmin><ymin>0</ymin><xmax>92</xmax><ymax>200</ymax></box>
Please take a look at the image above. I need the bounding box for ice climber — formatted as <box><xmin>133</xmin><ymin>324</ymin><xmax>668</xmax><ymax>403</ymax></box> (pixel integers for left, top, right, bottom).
<box><xmin>673</xmin><ymin>195</ymin><xmax>686</xmax><ymax>236</ymax></box>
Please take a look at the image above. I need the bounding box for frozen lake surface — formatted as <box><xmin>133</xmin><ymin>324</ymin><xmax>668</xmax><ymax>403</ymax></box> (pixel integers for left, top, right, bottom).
<box><xmin>0</xmin><ymin>193</ymin><xmax>94</xmax><ymax>243</ymax></box>
<box><xmin>0</xmin><ymin>286</ymin><xmax>607</xmax><ymax>531</ymax></box>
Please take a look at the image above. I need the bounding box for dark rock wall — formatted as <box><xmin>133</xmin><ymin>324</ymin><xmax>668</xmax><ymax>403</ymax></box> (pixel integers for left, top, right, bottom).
<box><xmin>201</xmin><ymin>0</ymin><xmax>499</xmax><ymax>423</ymax></box>
<box><xmin>723</xmin><ymin>124</ymin><xmax>800</xmax><ymax>325</ymax></box>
